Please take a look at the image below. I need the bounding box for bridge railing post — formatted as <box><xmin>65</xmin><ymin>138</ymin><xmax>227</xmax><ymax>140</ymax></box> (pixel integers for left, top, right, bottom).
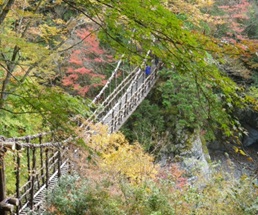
<box><xmin>15</xmin><ymin>143</ymin><xmax>21</xmax><ymax>215</ymax></box>
<box><xmin>39</xmin><ymin>135</ymin><xmax>44</xmax><ymax>186</ymax></box>
<box><xmin>111</xmin><ymin>109</ymin><xmax>115</xmax><ymax>133</ymax></box>
<box><xmin>58</xmin><ymin>148</ymin><xmax>61</xmax><ymax>178</ymax></box>
<box><xmin>0</xmin><ymin>148</ymin><xmax>6</xmax><ymax>215</ymax></box>
<box><xmin>45</xmin><ymin>148</ymin><xmax>49</xmax><ymax>189</ymax></box>
<box><xmin>0</xmin><ymin>146</ymin><xmax>17</xmax><ymax>215</ymax></box>
<box><xmin>30</xmin><ymin>147</ymin><xmax>36</xmax><ymax>210</ymax></box>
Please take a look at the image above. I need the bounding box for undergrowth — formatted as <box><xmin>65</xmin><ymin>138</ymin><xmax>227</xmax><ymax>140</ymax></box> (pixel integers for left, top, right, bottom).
<box><xmin>44</xmin><ymin>123</ymin><xmax>258</xmax><ymax>215</ymax></box>
<box><xmin>45</xmin><ymin>166</ymin><xmax>258</xmax><ymax>215</ymax></box>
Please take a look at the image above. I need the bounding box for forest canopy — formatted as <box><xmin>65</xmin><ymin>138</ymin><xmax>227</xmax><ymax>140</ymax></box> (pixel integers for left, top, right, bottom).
<box><xmin>0</xmin><ymin>0</ymin><xmax>257</xmax><ymax>142</ymax></box>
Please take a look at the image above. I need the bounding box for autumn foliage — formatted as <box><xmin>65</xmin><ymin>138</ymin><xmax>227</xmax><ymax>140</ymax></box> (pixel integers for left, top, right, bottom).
<box><xmin>62</xmin><ymin>28</ymin><xmax>113</xmax><ymax>97</ymax></box>
<box><xmin>218</xmin><ymin>0</ymin><xmax>251</xmax><ymax>43</ymax></box>
<box><xmin>77</xmin><ymin>123</ymin><xmax>158</xmax><ymax>183</ymax></box>
<box><xmin>215</xmin><ymin>0</ymin><xmax>258</xmax><ymax>73</ymax></box>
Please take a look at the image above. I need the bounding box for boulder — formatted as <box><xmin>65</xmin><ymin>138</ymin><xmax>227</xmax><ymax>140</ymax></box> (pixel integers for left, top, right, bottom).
<box><xmin>179</xmin><ymin>133</ymin><xmax>210</xmax><ymax>177</ymax></box>
<box><xmin>159</xmin><ymin>129</ymin><xmax>211</xmax><ymax>177</ymax></box>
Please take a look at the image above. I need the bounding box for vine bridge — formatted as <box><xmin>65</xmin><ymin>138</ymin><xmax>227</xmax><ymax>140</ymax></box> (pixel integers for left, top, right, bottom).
<box><xmin>0</xmin><ymin>51</ymin><xmax>161</xmax><ymax>215</ymax></box>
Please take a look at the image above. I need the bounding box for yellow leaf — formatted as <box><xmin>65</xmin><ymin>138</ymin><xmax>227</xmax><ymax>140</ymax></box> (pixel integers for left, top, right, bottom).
<box><xmin>239</xmin><ymin>149</ymin><xmax>246</xmax><ymax>156</ymax></box>
<box><xmin>247</xmin><ymin>157</ymin><xmax>253</xmax><ymax>162</ymax></box>
<box><xmin>233</xmin><ymin>146</ymin><xmax>239</xmax><ymax>153</ymax></box>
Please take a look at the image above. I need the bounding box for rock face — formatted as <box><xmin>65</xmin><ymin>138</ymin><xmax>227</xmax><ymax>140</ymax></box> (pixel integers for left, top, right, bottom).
<box><xmin>178</xmin><ymin>133</ymin><xmax>210</xmax><ymax>177</ymax></box>
<box><xmin>160</xmin><ymin>130</ymin><xmax>210</xmax><ymax>177</ymax></box>
<box><xmin>239</xmin><ymin>110</ymin><xmax>258</xmax><ymax>146</ymax></box>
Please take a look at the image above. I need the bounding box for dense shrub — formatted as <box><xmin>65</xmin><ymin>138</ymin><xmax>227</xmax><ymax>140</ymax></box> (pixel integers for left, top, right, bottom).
<box><xmin>45</xmin><ymin>163</ymin><xmax>258</xmax><ymax>215</ymax></box>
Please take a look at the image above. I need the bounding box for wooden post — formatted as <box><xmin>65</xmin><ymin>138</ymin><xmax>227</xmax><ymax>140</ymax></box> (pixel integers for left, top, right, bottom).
<box><xmin>26</xmin><ymin>142</ymin><xmax>30</xmax><ymax>182</ymax></box>
<box><xmin>30</xmin><ymin>147</ymin><xmax>36</xmax><ymax>209</ymax></box>
<box><xmin>57</xmin><ymin>148</ymin><xmax>61</xmax><ymax>178</ymax></box>
<box><xmin>45</xmin><ymin>148</ymin><xmax>49</xmax><ymax>189</ymax></box>
<box><xmin>111</xmin><ymin>109</ymin><xmax>115</xmax><ymax>133</ymax></box>
<box><xmin>67</xmin><ymin>146</ymin><xmax>72</xmax><ymax>175</ymax></box>
<box><xmin>52</xmin><ymin>149</ymin><xmax>56</xmax><ymax>174</ymax></box>
<box><xmin>15</xmin><ymin>147</ymin><xmax>20</xmax><ymax>215</ymax></box>
<box><xmin>39</xmin><ymin>135</ymin><xmax>44</xmax><ymax>185</ymax></box>
<box><xmin>0</xmin><ymin>148</ymin><xmax>6</xmax><ymax>215</ymax></box>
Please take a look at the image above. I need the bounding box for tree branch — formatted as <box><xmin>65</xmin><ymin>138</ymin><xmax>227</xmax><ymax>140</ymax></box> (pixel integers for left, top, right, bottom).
<box><xmin>0</xmin><ymin>106</ymin><xmax>43</xmax><ymax>114</ymax></box>
<box><xmin>0</xmin><ymin>0</ymin><xmax>15</xmax><ymax>26</ymax></box>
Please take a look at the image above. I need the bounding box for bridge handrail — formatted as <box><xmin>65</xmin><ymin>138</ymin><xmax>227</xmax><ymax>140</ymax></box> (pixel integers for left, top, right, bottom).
<box><xmin>93</xmin><ymin>50</ymin><xmax>151</xmax><ymax>121</ymax></box>
<box><xmin>0</xmin><ymin>131</ymin><xmax>73</xmax><ymax>215</ymax></box>
<box><xmin>92</xmin><ymin>55</ymin><xmax>124</xmax><ymax>104</ymax></box>
<box><xmin>92</xmin><ymin>66</ymin><xmax>139</xmax><ymax>120</ymax></box>
<box><xmin>100</xmin><ymin>61</ymin><xmax>160</xmax><ymax>132</ymax></box>
<box><xmin>0</xmin><ymin>132</ymin><xmax>51</xmax><ymax>143</ymax></box>
<box><xmin>79</xmin><ymin>50</ymin><xmax>152</xmax><ymax>130</ymax></box>
<box><xmin>103</xmin><ymin>61</ymin><xmax>158</xmax><ymax>120</ymax></box>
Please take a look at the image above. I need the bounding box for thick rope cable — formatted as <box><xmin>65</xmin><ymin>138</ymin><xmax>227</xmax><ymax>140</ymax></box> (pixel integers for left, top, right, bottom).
<box><xmin>92</xmin><ymin>55</ymin><xmax>125</xmax><ymax>104</ymax></box>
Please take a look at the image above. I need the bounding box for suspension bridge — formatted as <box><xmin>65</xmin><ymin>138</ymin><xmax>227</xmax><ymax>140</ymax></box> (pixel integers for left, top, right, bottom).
<box><xmin>0</xmin><ymin>51</ymin><xmax>161</xmax><ymax>215</ymax></box>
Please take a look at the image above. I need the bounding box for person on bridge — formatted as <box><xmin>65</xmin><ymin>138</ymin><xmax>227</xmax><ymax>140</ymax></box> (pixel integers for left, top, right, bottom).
<box><xmin>145</xmin><ymin>65</ymin><xmax>151</xmax><ymax>76</ymax></box>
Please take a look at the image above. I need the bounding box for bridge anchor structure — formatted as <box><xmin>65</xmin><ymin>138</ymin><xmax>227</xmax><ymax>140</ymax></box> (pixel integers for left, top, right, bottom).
<box><xmin>0</xmin><ymin>52</ymin><xmax>161</xmax><ymax>214</ymax></box>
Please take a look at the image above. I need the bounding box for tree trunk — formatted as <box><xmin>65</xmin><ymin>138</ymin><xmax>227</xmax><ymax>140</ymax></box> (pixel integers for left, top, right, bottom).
<box><xmin>0</xmin><ymin>0</ymin><xmax>15</xmax><ymax>26</ymax></box>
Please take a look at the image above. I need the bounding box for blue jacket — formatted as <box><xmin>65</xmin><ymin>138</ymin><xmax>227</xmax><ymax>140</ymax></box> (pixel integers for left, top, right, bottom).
<box><xmin>145</xmin><ymin>66</ymin><xmax>151</xmax><ymax>75</ymax></box>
